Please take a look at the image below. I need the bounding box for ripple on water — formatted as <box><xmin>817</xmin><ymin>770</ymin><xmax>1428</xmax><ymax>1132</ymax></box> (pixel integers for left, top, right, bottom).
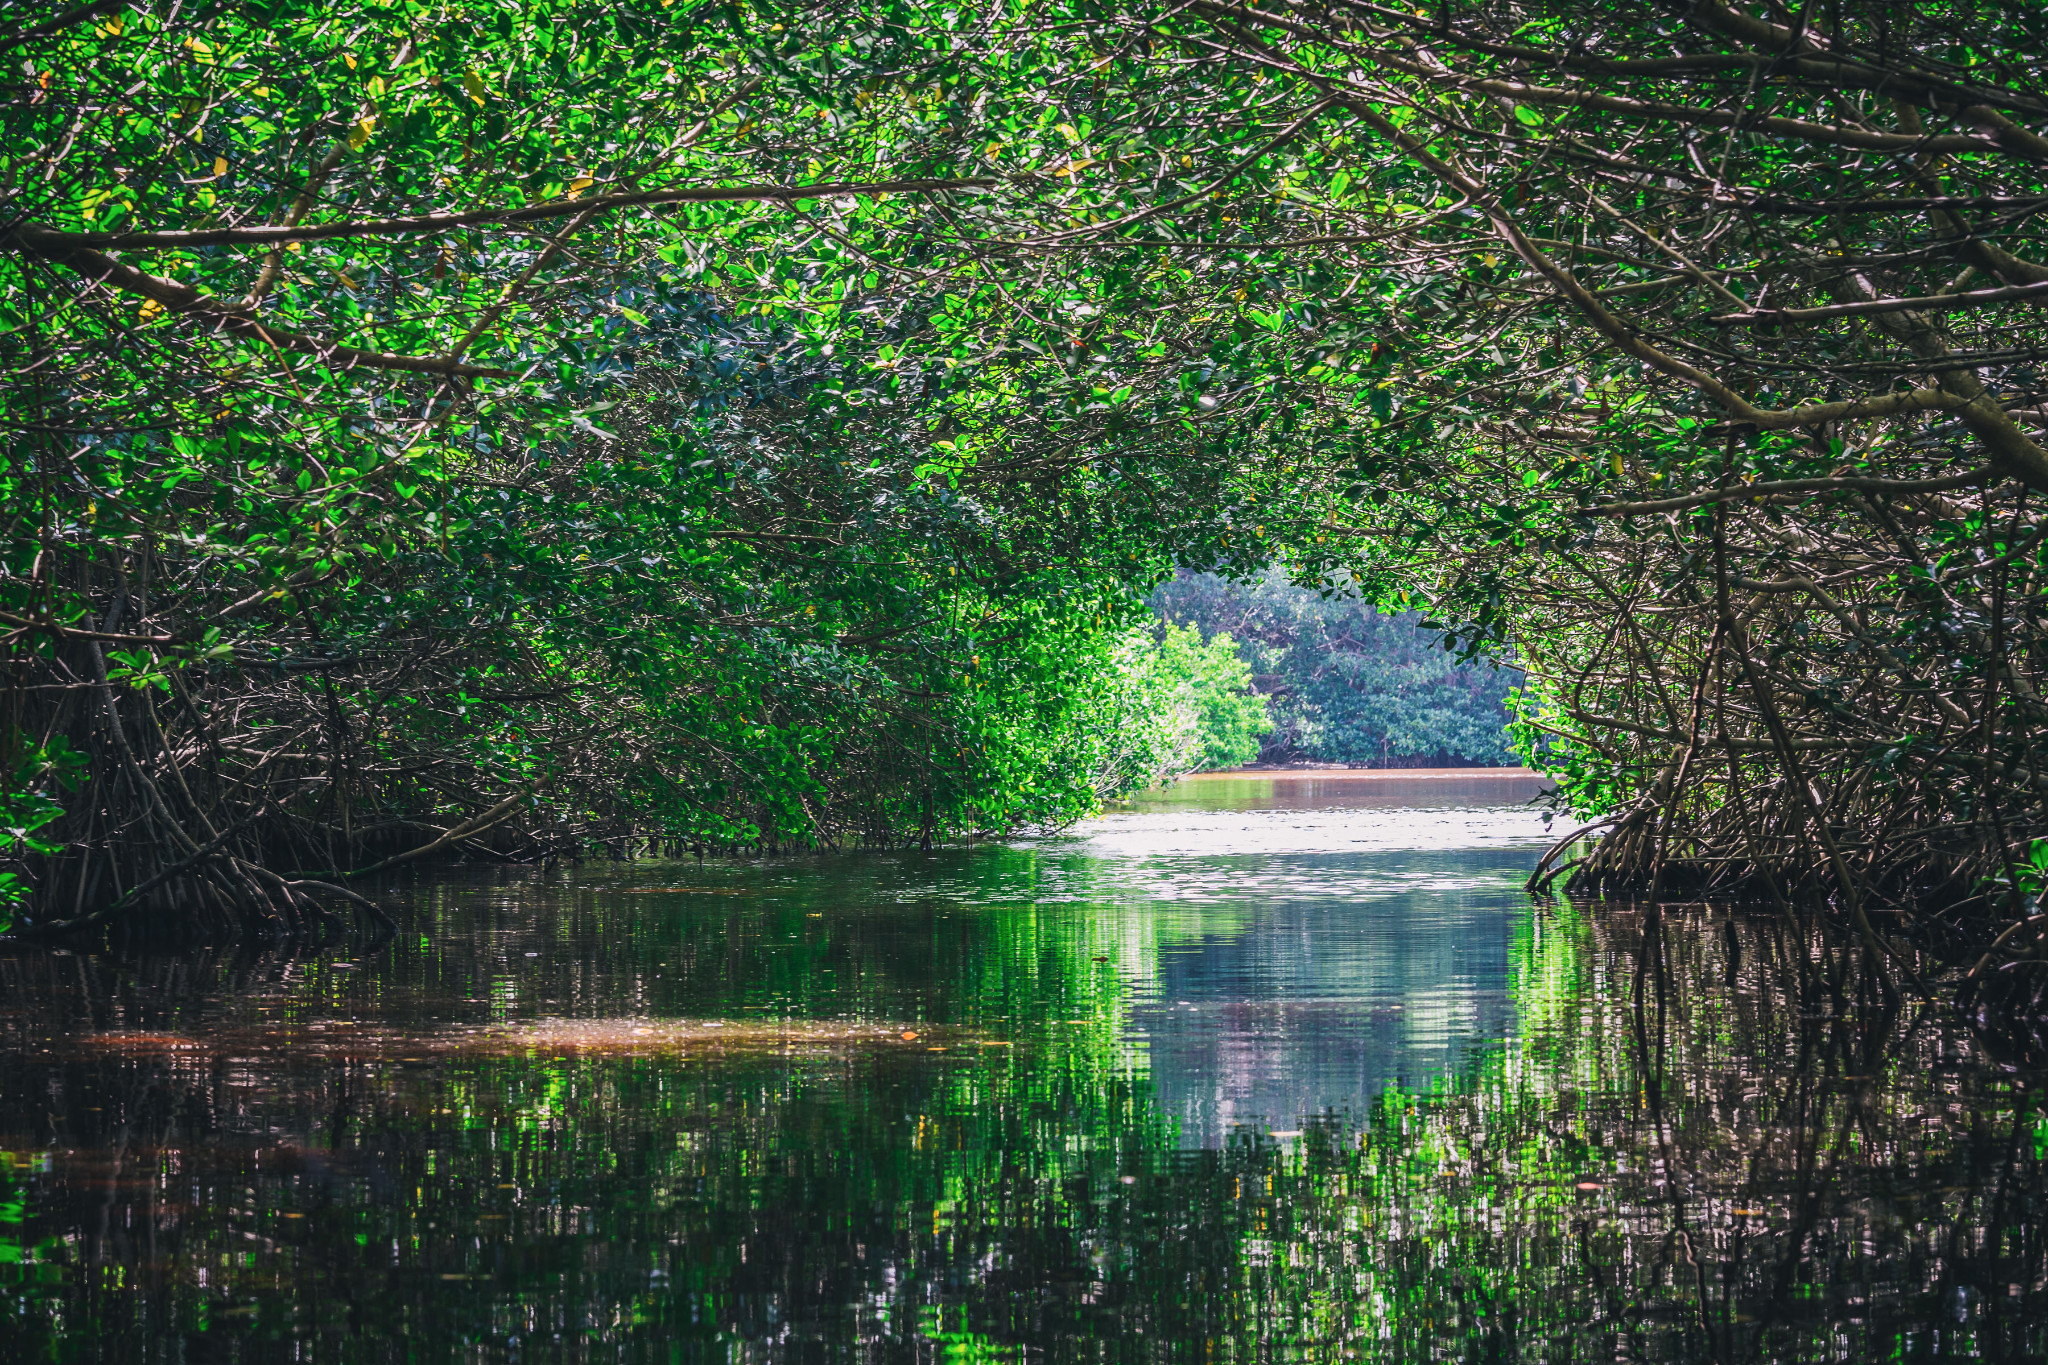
<box><xmin>1054</xmin><ymin>800</ymin><xmax>1557</xmax><ymax>859</ymax></box>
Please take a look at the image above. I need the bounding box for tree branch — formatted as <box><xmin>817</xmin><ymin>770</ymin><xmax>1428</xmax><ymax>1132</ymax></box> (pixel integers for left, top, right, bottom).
<box><xmin>5</xmin><ymin>0</ymin><xmax>125</xmax><ymax>44</ymax></box>
<box><xmin>303</xmin><ymin>788</ymin><xmax>532</xmax><ymax>879</ymax></box>
<box><xmin>1587</xmin><ymin>468</ymin><xmax>1991</xmax><ymax>517</ymax></box>
<box><xmin>1713</xmin><ymin>279</ymin><xmax>2048</xmax><ymax>325</ymax></box>
<box><xmin>25</xmin><ymin>178</ymin><xmax>1000</xmax><ymax>252</ymax></box>
<box><xmin>18</xmin><ymin>234</ymin><xmax>513</xmax><ymax>377</ymax></box>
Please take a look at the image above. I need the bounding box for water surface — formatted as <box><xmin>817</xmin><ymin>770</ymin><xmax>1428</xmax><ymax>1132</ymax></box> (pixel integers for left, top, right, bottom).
<box><xmin>2</xmin><ymin>771</ymin><xmax>2042</xmax><ymax>1361</ymax></box>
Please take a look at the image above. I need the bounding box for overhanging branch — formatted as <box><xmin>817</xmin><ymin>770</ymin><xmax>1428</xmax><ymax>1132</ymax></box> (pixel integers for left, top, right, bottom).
<box><xmin>24</xmin><ymin>178</ymin><xmax>1001</xmax><ymax>253</ymax></box>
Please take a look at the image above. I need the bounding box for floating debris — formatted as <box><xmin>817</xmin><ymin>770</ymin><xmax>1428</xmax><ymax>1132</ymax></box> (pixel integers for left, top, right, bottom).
<box><xmin>495</xmin><ymin>1018</ymin><xmax>941</xmax><ymax>1054</ymax></box>
<box><xmin>63</xmin><ymin>1017</ymin><xmax>978</xmax><ymax>1063</ymax></box>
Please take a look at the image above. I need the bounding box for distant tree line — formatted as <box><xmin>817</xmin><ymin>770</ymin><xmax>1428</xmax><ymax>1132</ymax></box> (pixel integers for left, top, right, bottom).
<box><xmin>1151</xmin><ymin>570</ymin><xmax>1519</xmax><ymax>769</ymax></box>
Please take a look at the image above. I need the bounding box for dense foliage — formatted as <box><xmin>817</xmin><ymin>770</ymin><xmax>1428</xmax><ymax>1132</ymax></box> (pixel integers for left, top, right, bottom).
<box><xmin>1151</xmin><ymin>569</ymin><xmax>1518</xmax><ymax>766</ymax></box>
<box><xmin>0</xmin><ymin>0</ymin><xmax>1275</xmax><ymax>936</ymax></box>
<box><xmin>1060</xmin><ymin>0</ymin><xmax>2048</xmax><ymax>994</ymax></box>
<box><xmin>739</xmin><ymin>0</ymin><xmax>2044</xmax><ymax>989</ymax></box>
<box><xmin>1142</xmin><ymin>619</ymin><xmax>1272</xmax><ymax>772</ymax></box>
<box><xmin>7</xmin><ymin>0</ymin><xmax>2048</xmax><ymax>988</ymax></box>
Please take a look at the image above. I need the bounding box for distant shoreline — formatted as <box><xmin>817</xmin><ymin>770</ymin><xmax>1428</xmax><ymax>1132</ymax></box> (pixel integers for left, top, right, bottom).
<box><xmin>1180</xmin><ymin>766</ymin><xmax>1548</xmax><ymax>781</ymax></box>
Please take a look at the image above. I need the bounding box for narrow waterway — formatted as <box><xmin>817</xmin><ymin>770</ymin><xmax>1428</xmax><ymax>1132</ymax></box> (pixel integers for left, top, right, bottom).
<box><xmin>1</xmin><ymin>772</ymin><xmax>2041</xmax><ymax>1361</ymax></box>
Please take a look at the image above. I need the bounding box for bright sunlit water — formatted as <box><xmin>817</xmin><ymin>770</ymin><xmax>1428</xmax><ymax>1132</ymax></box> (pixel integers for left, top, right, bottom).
<box><xmin>1067</xmin><ymin>774</ymin><xmax>1551</xmax><ymax>1147</ymax></box>
<box><xmin>2</xmin><ymin>770</ymin><xmax>2043</xmax><ymax>1362</ymax></box>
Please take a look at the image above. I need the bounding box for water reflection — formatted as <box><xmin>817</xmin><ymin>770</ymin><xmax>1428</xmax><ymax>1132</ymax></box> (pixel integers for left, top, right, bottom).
<box><xmin>1116</xmin><ymin>766</ymin><xmax>1554</xmax><ymax>815</ymax></box>
<box><xmin>1126</xmin><ymin>887</ymin><xmax>1516</xmax><ymax>1145</ymax></box>
<box><xmin>0</xmin><ymin>775</ymin><xmax>2041</xmax><ymax>1362</ymax></box>
<box><xmin>1058</xmin><ymin>795</ymin><xmax>1543</xmax><ymax>1146</ymax></box>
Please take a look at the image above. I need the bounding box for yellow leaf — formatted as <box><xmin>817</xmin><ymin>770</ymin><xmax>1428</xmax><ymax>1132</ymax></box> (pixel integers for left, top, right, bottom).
<box><xmin>368</xmin><ymin>75</ymin><xmax>386</xmax><ymax>99</ymax></box>
<box><xmin>138</xmin><ymin>299</ymin><xmax>163</xmax><ymax>322</ymax></box>
<box><xmin>212</xmin><ymin>156</ymin><xmax>228</xmax><ymax>177</ymax></box>
<box><xmin>1056</xmin><ymin>123</ymin><xmax>1079</xmax><ymax>143</ymax></box>
<box><xmin>567</xmin><ymin>176</ymin><xmax>594</xmax><ymax>196</ymax></box>
<box><xmin>1610</xmin><ymin>452</ymin><xmax>1625</xmax><ymax>479</ymax></box>
<box><xmin>343</xmin><ymin>52</ymin><xmax>357</xmax><ymax>69</ymax></box>
<box><xmin>463</xmin><ymin>70</ymin><xmax>485</xmax><ymax>104</ymax></box>
<box><xmin>347</xmin><ymin>116</ymin><xmax>376</xmax><ymax>150</ymax></box>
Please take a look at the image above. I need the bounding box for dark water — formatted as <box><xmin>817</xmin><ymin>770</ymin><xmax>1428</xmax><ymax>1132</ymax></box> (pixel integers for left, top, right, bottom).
<box><xmin>1</xmin><ymin>772</ymin><xmax>2043</xmax><ymax>1362</ymax></box>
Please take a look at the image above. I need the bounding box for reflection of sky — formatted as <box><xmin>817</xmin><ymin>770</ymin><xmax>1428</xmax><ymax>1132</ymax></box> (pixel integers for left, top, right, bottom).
<box><xmin>823</xmin><ymin>785</ymin><xmax>1555</xmax><ymax>1146</ymax></box>
<box><xmin>1068</xmin><ymin>786</ymin><xmax>1551</xmax><ymax>1147</ymax></box>
<box><xmin>1121</xmin><ymin>865</ymin><xmax>1526</xmax><ymax>1145</ymax></box>
<box><xmin>1114</xmin><ymin>769</ymin><xmax>1555</xmax><ymax>816</ymax></box>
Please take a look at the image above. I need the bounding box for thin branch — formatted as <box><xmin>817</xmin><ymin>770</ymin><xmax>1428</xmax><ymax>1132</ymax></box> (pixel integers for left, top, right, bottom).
<box><xmin>1588</xmin><ymin>468</ymin><xmax>1991</xmax><ymax>517</ymax></box>
<box><xmin>1713</xmin><ymin>279</ymin><xmax>2048</xmax><ymax>325</ymax></box>
<box><xmin>6</xmin><ymin>0</ymin><xmax>126</xmax><ymax>43</ymax></box>
<box><xmin>25</xmin><ymin>237</ymin><xmax>513</xmax><ymax>377</ymax></box>
<box><xmin>22</xmin><ymin>178</ymin><xmax>1000</xmax><ymax>252</ymax></box>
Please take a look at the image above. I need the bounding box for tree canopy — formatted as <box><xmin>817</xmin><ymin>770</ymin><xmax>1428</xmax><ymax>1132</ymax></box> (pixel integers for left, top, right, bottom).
<box><xmin>0</xmin><ymin>0</ymin><xmax>1269</xmax><ymax>933</ymax></box>
<box><xmin>6</xmin><ymin>0</ymin><xmax>2047</xmax><ymax>989</ymax></box>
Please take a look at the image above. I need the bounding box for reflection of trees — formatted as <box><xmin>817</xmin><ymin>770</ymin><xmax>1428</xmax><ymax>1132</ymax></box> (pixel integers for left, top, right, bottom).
<box><xmin>0</xmin><ymin>893</ymin><xmax>2041</xmax><ymax>1359</ymax></box>
<box><xmin>1316</xmin><ymin>904</ymin><xmax>2048</xmax><ymax>1361</ymax></box>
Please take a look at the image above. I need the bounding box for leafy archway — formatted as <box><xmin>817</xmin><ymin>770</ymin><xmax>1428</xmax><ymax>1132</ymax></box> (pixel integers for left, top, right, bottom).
<box><xmin>5</xmin><ymin>0</ymin><xmax>2045</xmax><ymax>994</ymax></box>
